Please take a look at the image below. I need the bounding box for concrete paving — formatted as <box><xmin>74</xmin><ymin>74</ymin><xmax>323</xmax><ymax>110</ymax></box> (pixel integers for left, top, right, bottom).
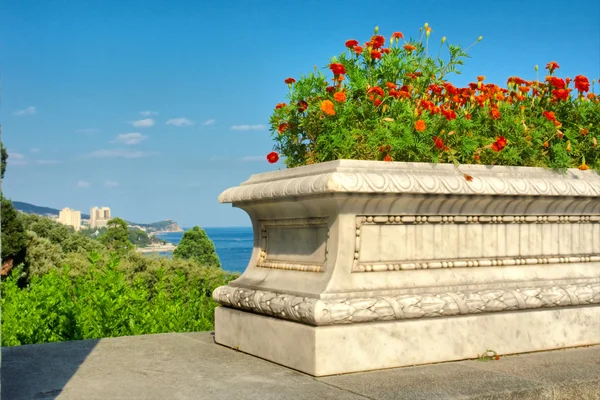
<box><xmin>2</xmin><ymin>331</ymin><xmax>599</xmax><ymax>400</ymax></box>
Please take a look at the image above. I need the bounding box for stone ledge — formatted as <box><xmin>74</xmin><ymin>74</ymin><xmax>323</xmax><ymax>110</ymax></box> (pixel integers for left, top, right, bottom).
<box><xmin>3</xmin><ymin>331</ymin><xmax>599</xmax><ymax>399</ymax></box>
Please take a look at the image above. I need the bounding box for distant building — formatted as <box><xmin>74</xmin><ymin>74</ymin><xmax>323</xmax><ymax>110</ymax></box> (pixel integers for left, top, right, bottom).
<box><xmin>90</xmin><ymin>206</ymin><xmax>111</xmax><ymax>229</ymax></box>
<box><xmin>58</xmin><ymin>208</ymin><xmax>81</xmax><ymax>231</ymax></box>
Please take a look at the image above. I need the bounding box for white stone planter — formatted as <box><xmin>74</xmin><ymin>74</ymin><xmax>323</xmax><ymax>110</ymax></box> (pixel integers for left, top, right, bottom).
<box><xmin>213</xmin><ymin>160</ymin><xmax>600</xmax><ymax>376</ymax></box>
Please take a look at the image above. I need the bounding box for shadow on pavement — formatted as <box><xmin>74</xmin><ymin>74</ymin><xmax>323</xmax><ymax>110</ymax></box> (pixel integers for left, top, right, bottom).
<box><xmin>2</xmin><ymin>339</ymin><xmax>100</xmax><ymax>400</ymax></box>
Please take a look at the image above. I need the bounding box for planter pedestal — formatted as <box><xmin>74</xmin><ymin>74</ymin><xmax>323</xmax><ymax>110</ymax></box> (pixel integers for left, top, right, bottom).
<box><xmin>213</xmin><ymin>160</ymin><xmax>600</xmax><ymax>376</ymax></box>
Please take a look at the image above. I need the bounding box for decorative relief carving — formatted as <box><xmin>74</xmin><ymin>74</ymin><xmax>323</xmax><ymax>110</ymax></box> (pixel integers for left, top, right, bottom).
<box><xmin>353</xmin><ymin>214</ymin><xmax>600</xmax><ymax>272</ymax></box>
<box><xmin>256</xmin><ymin>218</ymin><xmax>329</xmax><ymax>273</ymax></box>
<box><xmin>218</xmin><ymin>161</ymin><xmax>600</xmax><ymax>203</ymax></box>
<box><xmin>213</xmin><ymin>281</ymin><xmax>600</xmax><ymax>325</ymax></box>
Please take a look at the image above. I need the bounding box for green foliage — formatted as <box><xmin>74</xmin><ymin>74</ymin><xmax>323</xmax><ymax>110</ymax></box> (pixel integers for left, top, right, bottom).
<box><xmin>1</xmin><ymin>256</ymin><xmax>237</xmax><ymax>346</ymax></box>
<box><xmin>128</xmin><ymin>228</ymin><xmax>153</xmax><ymax>247</ymax></box>
<box><xmin>1</xmin><ymin>196</ymin><xmax>27</xmax><ymax>262</ymax></box>
<box><xmin>1</xmin><ymin>140</ymin><xmax>7</xmax><ymax>180</ymax></box>
<box><xmin>173</xmin><ymin>226</ymin><xmax>221</xmax><ymax>268</ymax></box>
<box><xmin>23</xmin><ymin>231</ymin><xmax>64</xmax><ymax>278</ymax></box>
<box><xmin>99</xmin><ymin>218</ymin><xmax>133</xmax><ymax>254</ymax></box>
<box><xmin>269</xmin><ymin>24</ymin><xmax>599</xmax><ymax>171</ymax></box>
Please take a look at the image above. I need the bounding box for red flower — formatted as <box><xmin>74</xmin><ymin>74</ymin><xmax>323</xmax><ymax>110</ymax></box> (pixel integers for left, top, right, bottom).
<box><xmin>433</xmin><ymin>136</ymin><xmax>444</xmax><ymax>149</ymax></box>
<box><xmin>367</xmin><ymin>86</ymin><xmax>385</xmax><ymax>97</ymax></box>
<box><xmin>371</xmin><ymin>50</ymin><xmax>382</xmax><ymax>59</ymax></box>
<box><xmin>545</xmin><ymin>61</ymin><xmax>560</xmax><ymax>71</ymax></box>
<box><xmin>429</xmin><ymin>84</ymin><xmax>443</xmax><ymax>95</ymax></box>
<box><xmin>574</xmin><ymin>75</ymin><xmax>590</xmax><ymax>93</ymax></box>
<box><xmin>546</xmin><ymin>76</ymin><xmax>566</xmax><ymax>89</ymax></box>
<box><xmin>326</xmin><ymin>86</ymin><xmax>336</xmax><ymax>93</ymax></box>
<box><xmin>333</xmin><ymin>92</ymin><xmax>347</xmax><ymax>102</ymax></box>
<box><xmin>297</xmin><ymin>100</ymin><xmax>308</xmax><ymax>112</ymax></box>
<box><xmin>403</xmin><ymin>44</ymin><xmax>416</xmax><ymax>52</ymax></box>
<box><xmin>465</xmin><ymin>112</ymin><xmax>472</xmax><ymax>120</ymax></box>
<box><xmin>382</xmin><ymin>48</ymin><xmax>390</xmax><ymax>54</ymax></box>
<box><xmin>277</xmin><ymin>123</ymin><xmax>289</xmax><ymax>133</ymax></box>
<box><xmin>477</xmin><ymin>76</ymin><xmax>485</xmax><ymax>82</ymax></box>
<box><xmin>266</xmin><ymin>152</ymin><xmax>279</xmax><ymax>163</ymax></box>
<box><xmin>383</xmin><ymin>155</ymin><xmax>392</xmax><ymax>162</ymax></box>
<box><xmin>329</xmin><ymin>63</ymin><xmax>346</xmax><ymax>75</ymax></box>
<box><xmin>490</xmin><ymin>109</ymin><xmax>501</xmax><ymax>120</ymax></box>
<box><xmin>284</xmin><ymin>77</ymin><xmax>296</xmax><ymax>84</ymax></box>
<box><xmin>392</xmin><ymin>32</ymin><xmax>404</xmax><ymax>39</ymax></box>
<box><xmin>491</xmin><ymin>136</ymin><xmax>507</xmax><ymax>152</ymax></box>
<box><xmin>415</xmin><ymin>119</ymin><xmax>426</xmax><ymax>132</ymax></box>
<box><xmin>345</xmin><ymin>39</ymin><xmax>359</xmax><ymax>48</ymax></box>
<box><xmin>275</xmin><ymin>103</ymin><xmax>287</xmax><ymax>109</ymax></box>
<box><xmin>552</xmin><ymin>88</ymin><xmax>570</xmax><ymax>101</ymax></box>
<box><xmin>374</xmin><ymin>98</ymin><xmax>382</xmax><ymax>106</ymax></box>
<box><xmin>464</xmin><ymin>174</ymin><xmax>473</xmax><ymax>182</ymax></box>
<box><xmin>386</xmin><ymin>82</ymin><xmax>396</xmax><ymax>89</ymax></box>
<box><xmin>441</xmin><ymin>108</ymin><xmax>457</xmax><ymax>121</ymax></box>
<box><xmin>353</xmin><ymin>45</ymin><xmax>363</xmax><ymax>55</ymax></box>
<box><xmin>543</xmin><ymin>111</ymin><xmax>556</xmax><ymax>122</ymax></box>
<box><xmin>581</xmin><ymin>128</ymin><xmax>589</xmax><ymax>136</ymax></box>
<box><xmin>371</xmin><ymin>35</ymin><xmax>385</xmax><ymax>49</ymax></box>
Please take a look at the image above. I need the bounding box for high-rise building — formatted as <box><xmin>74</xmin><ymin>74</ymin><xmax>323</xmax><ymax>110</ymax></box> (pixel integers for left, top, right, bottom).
<box><xmin>58</xmin><ymin>208</ymin><xmax>81</xmax><ymax>230</ymax></box>
<box><xmin>90</xmin><ymin>206</ymin><xmax>111</xmax><ymax>228</ymax></box>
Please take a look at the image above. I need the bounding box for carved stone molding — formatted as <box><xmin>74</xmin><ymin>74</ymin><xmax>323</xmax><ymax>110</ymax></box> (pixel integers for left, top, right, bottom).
<box><xmin>256</xmin><ymin>218</ymin><xmax>329</xmax><ymax>273</ymax></box>
<box><xmin>218</xmin><ymin>160</ymin><xmax>600</xmax><ymax>203</ymax></box>
<box><xmin>353</xmin><ymin>214</ymin><xmax>600</xmax><ymax>272</ymax></box>
<box><xmin>213</xmin><ymin>280</ymin><xmax>600</xmax><ymax>326</ymax></box>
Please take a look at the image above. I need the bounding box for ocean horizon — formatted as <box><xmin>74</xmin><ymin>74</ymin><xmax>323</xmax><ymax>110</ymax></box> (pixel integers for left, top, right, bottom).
<box><xmin>155</xmin><ymin>227</ymin><xmax>253</xmax><ymax>274</ymax></box>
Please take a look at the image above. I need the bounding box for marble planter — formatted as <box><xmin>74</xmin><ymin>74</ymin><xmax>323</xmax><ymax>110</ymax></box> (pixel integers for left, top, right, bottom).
<box><xmin>213</xmin><ymin>160</ymin><xmax>600</xmax><ymax>376</ymax></box>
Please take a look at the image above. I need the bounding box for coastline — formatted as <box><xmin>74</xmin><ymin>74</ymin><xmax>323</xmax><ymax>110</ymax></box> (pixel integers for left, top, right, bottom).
<box><xmin>136</xmin><ymin>243</ymin><xmax>177</xmax><ymax>253</ymax></box>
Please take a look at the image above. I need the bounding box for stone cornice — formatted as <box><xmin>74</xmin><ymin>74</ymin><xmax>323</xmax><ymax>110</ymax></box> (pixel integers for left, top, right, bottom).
<box><xmin>218</xmin><ymin>160</ymin><xmax>600</xmax><ymax>203</ymax></box>
<box><xmin>213</xmin><ymin>280</ymin><xmax>600</xmax><ymax>326</ymax></box>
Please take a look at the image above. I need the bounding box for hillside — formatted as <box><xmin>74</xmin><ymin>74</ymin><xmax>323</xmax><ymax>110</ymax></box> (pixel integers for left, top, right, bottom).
<box><xmin>12</xmin><ymin>201</ymin><xmax>182</xmax><ymax>233</ymax></box>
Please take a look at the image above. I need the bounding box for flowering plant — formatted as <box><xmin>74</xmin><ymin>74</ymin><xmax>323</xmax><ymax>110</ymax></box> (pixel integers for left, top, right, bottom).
<box><xmin>268</xmin><ymin>24</ymin><xmax>599</xmax><ymax>171</ymax></box>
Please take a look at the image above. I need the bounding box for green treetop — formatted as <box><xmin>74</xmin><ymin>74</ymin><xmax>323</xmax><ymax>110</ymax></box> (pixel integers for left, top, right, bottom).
<box><xmin>173</xmin><ymin>226</ymin><xmax>221</xmax><ymax>268</ymax></box>
<box><xmin>99</xmin><ymin>218</ymin><xmax>133</xmax><ymax>255</ymax></box>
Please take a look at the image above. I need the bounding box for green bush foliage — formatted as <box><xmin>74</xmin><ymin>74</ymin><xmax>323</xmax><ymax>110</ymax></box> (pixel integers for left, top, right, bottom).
<box><xmin>173</xmin><ymin>226</ymin><xmax>221</xmax><ymax>268</ymax></box>
<box><xmin>1</xmin><ymin>253</ymin><xmax>236</xmax><ymax>346</ymax></box>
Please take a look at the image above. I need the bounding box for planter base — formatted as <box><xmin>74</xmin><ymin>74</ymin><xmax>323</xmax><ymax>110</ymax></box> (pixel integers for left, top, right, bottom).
<box><xmin>214</xmin><ymin>305</ymin><xmax>600</xmax><ymax>376</ymax></box>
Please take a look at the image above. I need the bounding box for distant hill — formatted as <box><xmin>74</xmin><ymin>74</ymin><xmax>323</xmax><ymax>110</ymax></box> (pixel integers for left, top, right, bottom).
<box><xmin>11</xmin><ymin>201</ymin><xmax>182</xmax><ymax>233</ymax></box>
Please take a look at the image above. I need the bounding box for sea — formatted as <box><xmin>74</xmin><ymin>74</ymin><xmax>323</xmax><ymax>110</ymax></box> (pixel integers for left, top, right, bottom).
<box><xmin>155</xmin><ymin>227</ymin><xmax>253</xmax><ymax>274</ymax></box>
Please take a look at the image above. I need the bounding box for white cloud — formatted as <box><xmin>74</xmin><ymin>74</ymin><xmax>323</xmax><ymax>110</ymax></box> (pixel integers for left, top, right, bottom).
<box><xmin>9</xmin><ymin>152</ymin><xmax>25</xmax><ymax>159</ymax></box>
<box><xmin>130</xmin><ymin>118</ymin><xmax>155</xmax><ymax>128</ymax></box>
<box><xmin>114</xmin><ymin>132</ymin><xmax>147</xmax><ymax>145</ymax></box>
<box><xmin>77</xmin><ymin>180</ymin><xmax>90</xmax><ymax>188</ymax></box>
<box><xmin>13</xmin><ymin>106</ymin><xmax>36</xmax><ymax>116</ymax></box>
<box><xmin>202</xmin><ymin>119</ymin><xmax>216</xmax><ymax>126</ymax></box>
<box><xmin>231</xmin><ymin>124</ymin><xmax>266</xmax><ymax>131</ymax></box>
<box><xmin>166</xmin><ymin>118</ymin><xmax>194</xmax><ymax>127</ymax></box>
<box><xmin>36</xmin><ymin>160</ymin><xmax>62</xmax><ymax>165</ymax></box>
<box><xmin>104</xmin><ymin>180</ymin><xmax>119</xmax><ymax>187</ymax></box>
<box><xmin>140</xmin><ymin>111</ymin><xmax>158</xmax><ymax>117</ymax></box>
<box><xmin>241</xmin><ymin>156</ymin><xmax>265</xmax><ymax>162</ymax></box>
<box><xmin>30</xmin><ymin>148</ymin><xmax>41</xmax><ymax>153</ymax></box>
<box><xmin>81</xmin><ymin>149</ymin><xmax>158</xmax><ymax>159</ymax></box>
<box><xmin>76</xmin><ymin>128</ymin><xmax>100</xmax><ymax>134</ymax></box>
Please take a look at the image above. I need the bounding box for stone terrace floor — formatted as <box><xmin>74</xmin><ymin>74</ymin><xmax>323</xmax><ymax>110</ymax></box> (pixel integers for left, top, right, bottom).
<box><xmin>2</xmin><ymin>332</ymin><xmax>599</xmax><ymax>400</ymax></box>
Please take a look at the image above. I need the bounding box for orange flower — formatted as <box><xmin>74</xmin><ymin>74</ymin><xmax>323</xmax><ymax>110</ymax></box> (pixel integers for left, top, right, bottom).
<box><xmin>320</xmin><ymin>100</ymin><xmax>336</xmax><ymax>115</ymax></box>
<box><xmin>284</xmin><ymin>77</ymin><xmax>296</xmax><ymax>84</ymax></box>
<box><xmin>383</xmin><ymin>155</ymin><xmax>392</xmax><ymax>162</ymax></box>
<box><xmin>552</xmin><ymin>88</ymin><xmax>570</xmax><ymax>101</ymax></box>
<box><xmin>543</xmin><ymin>111</ymin><xmax>556</xmax><ymax>122</ymax></box>
<box><xmin>477</xmin><ymin>76</ymin><xmax>485</xmax><ymax>82</ymax></box>
<box><xmin>490</xmin><ymin>109</ymin><xmax>501</xmax><ymax>120</ymax></box>
<box><xmin>275</xmin><ymin>103</ymin><xmax>287</xmax><ymax>109</ymax></box>
<box><xmin>403</xmin><ymin>44</ymin><xmax>416</xmax><ymax>52</ymax></box>
<box><xmin>371</xmin><ymin>35</ymin><xmax>385</xmax><ymax>49</ymax></box>
<box><xmin>543</xmin><ymin>141</ymin><xmax>549</xmax><ymax>148</ymax></box>
<box><xmin>581</xmin><ymin>128</ymin><xmax>589</xmax><ymax>136</ymax></box>
<box><xmin>333</xmin><ymin>91</ymin><xmax>347</xmax><ymax>102</ymax></box>
<box><xmin>353</xmin><ymin>45</ymin><xmax>363</xmax><ymax>55</ymax></box>
<box><xmin>371</xmin><ymin>50</ymin><xmax>382</xmax><ymax>59</ymax></box>
<box><xmin>587</xmin><ymin>93</ymin><xmax>596</xmax><ymax>100</ymax></box>
<box><xmin>578</xmin><ymin>162</ymin><xmax>590</xmax><ymax>171</ymax></box>
<box><xmin>392</xmin><ymin>32</ymin><xmax>404</xmax><ymax>39</ymax></box>
<box><xmin>491</xmin><ymin>136</ymin><xmax>507</xmax><ymax>152</ymax></box>
<box><xmin>465</xmin><ymin>112</ymin><xmax>472</xmax><ymax>120</ymax></box>
<box><xmin>266</xmin><ymin>152</ymin><xmax>279</xmax><ymax>163</ymax></box>
<box><xmin>464</xmin><ymin>174</ymin><xmax>473</xmax><ymax>182</ymax></box>
<box><xmin>433</xmin><ymin>136</ymin><xmax>444</xmax><ymax>149</ymax></box>
<box><xmin>415</xmin><ymin>119</ymin><xmax>426</xmax><ymax>132</ymax></box>
<box><xmin>519</xmin><ymin>86</ymin><xmax>530</xmax><ymax>93</ymax></box>
<box><xmin>545</xmin><ymin>61</ymin><xmax>560</xmax><ymax>71</ymax></box>
<box><xmin>386</xmin><ymin>82</ymin><xmax>396</xmax><ymax>89</ymax></box>
<box><xmin>546</xmin><ymin>76</ymin><xmax>566</xmax><ymax>89</ymax></box>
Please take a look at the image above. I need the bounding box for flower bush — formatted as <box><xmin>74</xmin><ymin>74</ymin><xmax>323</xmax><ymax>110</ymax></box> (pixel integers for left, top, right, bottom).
<box><xmin>268</xmin><ymin>24</ymin><xmax>599</xmax><ymax>171</ymax></box>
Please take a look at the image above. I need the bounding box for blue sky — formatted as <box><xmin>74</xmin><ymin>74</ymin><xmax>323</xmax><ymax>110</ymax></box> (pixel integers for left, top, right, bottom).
<box><xmin>1</xmin><ymin>0</ymin><xmax>599</xmax><ymax>227</ymax></box>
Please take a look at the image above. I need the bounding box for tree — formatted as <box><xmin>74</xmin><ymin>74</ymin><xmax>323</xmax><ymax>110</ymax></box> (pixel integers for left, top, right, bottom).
<box><xmin>1</xmin><ymin>196</ymin><xmax>27</xmax><ymax>263</ymax></box>
<box><xmin>99</xmin><ymin>218</ymin><xmax>133</xmax><ymax>255</ymax></box>
<box><xmin>1</xmin><ymin>140</ymin><xmax>8</xmax><ymax>181</ymax></box>
<box><xmin>173</xmin><ymin>226</ymin><xmax>220</xmax><ymax>268</ymax></box>
<box><xmin>23</xmin><ymin>230</ymin><xmax>64</xmax><ymax>278</ymax></box>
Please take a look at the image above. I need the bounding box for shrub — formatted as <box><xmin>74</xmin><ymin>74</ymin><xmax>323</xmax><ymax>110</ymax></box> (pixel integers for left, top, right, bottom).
<box><xmin>173</xmin><ymin>226</ymin><xmax>221</xmax><ymax>268</ymax></box>
<box><xmin>268</xmin><ymin>24</ymin><xmax>599</xmax><ymax>171</ymax></box>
